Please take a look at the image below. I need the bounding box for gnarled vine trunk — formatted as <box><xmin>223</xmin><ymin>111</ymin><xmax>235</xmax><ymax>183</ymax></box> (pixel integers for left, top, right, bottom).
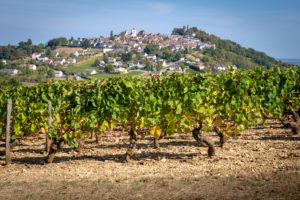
<box><xmin>281</xmin><ymin>109</ymin><xmax>300</xmax><ymax>135</ymax></box>
<box><xmin>125</xmin><ymin>127</ymin><xmax>137</xmax><ymax>162</ymax></box>
<box><xmin>153</xmin><ymin>132</ymin><xmax>166</xmax><ymax>149</ymax></box>
<box><xmin>192</xmin><ymin>122</ymin><xmax>215</xmax><ymax>157</ymax></box>
<box><xmin>46</xmin><ymin>138</ymin><xmax>64</xmax><ymax>163</ymax></box>
<box><xmin>213</xmin><ymin>126</ymin><xmax>226</xmax><ymax>147</ymax></box>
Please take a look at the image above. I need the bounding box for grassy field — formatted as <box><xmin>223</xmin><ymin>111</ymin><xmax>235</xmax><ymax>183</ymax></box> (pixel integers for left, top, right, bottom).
<box><xmin>74</xmin><ymin>55</ymin><xmax>103</xmax><ymax>67</ymax></box>
<box><xmin>64</xmin><ymin>66</ymin><xmax>98</xmax><ymax>74</ymax></box>
<box><xmin>91</xmin><ymin>71</ymin><xmax>145</xmax><ymax>79</ymax></box>
<box><xmin>64</xmin><ymin>55</ymin><xmax>103</xmax><ymax>74</ymax></box>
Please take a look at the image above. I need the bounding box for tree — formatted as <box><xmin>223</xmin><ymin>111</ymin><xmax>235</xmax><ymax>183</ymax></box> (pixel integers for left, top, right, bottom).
<box><xmin>93</xmin><ymin>59</ymin><xmax>101</xmax><ymax>67</ymax></box>
<box><xmin>179</xmin><ymin>63</ymin><xmax>186</xmax><ymax>71</ymax></box>
<box><xmin>70</xmin><ymin>53</ymin><xmax>75</xmax><ymax>58</ymax></box>
<box><xmin>2</xmin><ymin>78</ymin><xmax>21</xmax><ymax>87</ymax></box>
<box><xmin>144</xmin><ymin>44</ymin><xmax>159</xmax><ymax>54</ymax></box>
<box><xmin>104</xmin><ymin>64</ymin><xmax>114</xmax><ymax>73</ymax></box>
<box><xmin>27</xmin><ymin>38</ymin><xmax>32</xmax><ymax>46</ymax></box>
<box><xmin>47</xmin><ymin>69</ymin><xmax>55</xmax><ymax>78</ymax></box>
<box><xmin>65</xmin><ymin>71</ymin><xmax>70</xmax><ymax>80</ymax></box>
<box><xmin>24</xmin><ymin>66</ymin><xmax>32</xmax><ymax>75</ymax></box>
<box><xmin>171</xmin><ymin>28</ymin><xmax>184</xmax><ymax>35</ymax></box>
<box><xmin>37</xmin><ymin>66</ymin><xmax>46</xmax><ymax>75</ymax></box>
<box><xmin>156</xmin><ymin>60</ymin><xmax>163</xmax><ymax>71</ymax></box>
<box><xmin>121</xmin><ymin>52</ymin><xmax>133</xmax><ymax>62</ymax></box>
<box><xmin>145</xmin><ymin>61</ymin><xmax>153</xmax><ymax>71</ymax></box>
<box><xmin>110</xmin><ymin>30</ymin><xmax>115</xmax><ymax>40</ymax></box>
<box><xmin>103</xmin><ymin>55</ymin><xmax>109</xmax><ymax>64</ymax></box>
<box><xmin>0</xmin><ymin>61</ymin><xmax>4</xmax><ymax>69</ymax></box>
<box><xmin>82</xmin><ymin>39</ymin><xmax>91</xmax><ymax>49</ymax></box>
<box><xmin>47</xmin><ymin>37</ymin><xmax>68</xmax><ymax>48</ymax></box>
<box><xmin>45</xmin><ymin>47</ymin><xmax>52</xmax><ymax>57</ymax></box>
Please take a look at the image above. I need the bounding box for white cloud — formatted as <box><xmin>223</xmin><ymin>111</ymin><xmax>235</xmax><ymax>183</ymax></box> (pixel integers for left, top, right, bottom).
<box><xmin>147</xmin><ymin>2</ymin><xmax>174</xmax><ymax>15</ymax></box>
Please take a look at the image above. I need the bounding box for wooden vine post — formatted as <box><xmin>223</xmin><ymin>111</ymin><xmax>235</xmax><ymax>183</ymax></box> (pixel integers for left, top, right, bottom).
<box><xmin>46</xmin><ymin>102</ymin><xmax>52</xmax><ymax>154</ymax></box>
<box><xmin>5</xmin><ymin>99</ymin><xmax>12</xmax><ymax>165</ymax></box>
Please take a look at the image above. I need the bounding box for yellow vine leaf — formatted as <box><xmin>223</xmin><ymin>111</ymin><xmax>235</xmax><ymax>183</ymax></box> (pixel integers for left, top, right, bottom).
<box><xmin>41</xmin><ymin>127</ymin><xmax>46</xmax><ymax>134</ymax></box>
<box><xmin>56</xmin><ymin>114</ymin><xmax>61</xmax><ymax>123</ymax></box>
<box><xmin>100</xmin><ymin>120</ymin><xmax>109</xmax><ymax>131</ymax></box>
<box><xmin>150</xmin><ymin>126</ymin><xmax>161</xmax><ymax>139</ymax></box>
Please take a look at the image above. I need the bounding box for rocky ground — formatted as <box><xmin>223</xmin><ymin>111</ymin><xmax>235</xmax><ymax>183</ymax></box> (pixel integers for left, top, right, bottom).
<box><xmin>0</xmin><ymin>119</ymin><xmax>299</xmax><ymax>200</ymax></box>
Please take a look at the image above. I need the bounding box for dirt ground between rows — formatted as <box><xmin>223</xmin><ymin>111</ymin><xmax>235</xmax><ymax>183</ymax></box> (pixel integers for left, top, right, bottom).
<box><xmin>0</xmin><ymin>119</ymin><xmax>299</xmax><ymax>200</ymax></box>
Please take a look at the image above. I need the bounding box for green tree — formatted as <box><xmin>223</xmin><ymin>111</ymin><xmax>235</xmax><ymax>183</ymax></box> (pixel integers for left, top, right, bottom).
<box><xmin>144</xmin><ymin>44</ymin><xmax>159</xmax><ymax>54</ymax></box>
<box><xmin>93</xmin><ymin>59</ymin><xmax>101</xmax><ymax>67</ymax></box>
<box><xmin>47</xmin><ymin>69</ymin><xmax>55</xmax><ymax>78</ymax></box>
<box><xmin>47</xmin><ymin>37</ymin><xmax>68</xmax><ymax>48</ymax></box>
<box><xmin>121</xmin><ymin>52</ymin><xmax>133</xmax><ymax>62</ymax></box>
<box><xmin>24</xmin><ymin>66</ymin><xmax>32</xmax><ymax>75</ymax></box>
<box><xmin>45</xmin><ymin>47</ymin><xmax>52</xmax><ymax>57</ymax></box>
<box><xmin>37</xmin><ymin>66</ymin><xmax>47</xmax><ymax>75</ymax></box>
<box><xmin>179</xmin><ymin>63</ymin><xmax>186</xmax><ymax>71</ymax></box>
<box><xmin>82</xmin><ymin>39</ymin><xmax>91</xmax><ymax>49</ymax></box>
<box><xmin>0</xmin><ymin>61</ymin><xmax>4</xmax><ymax>69</ymax></box>
<box><xmin>156</xmin><ymin>60</ymin><xmax>163</xmax><ymax>71</ymax></box>
<box><xmin>110</xmin><ymin>30</ymin><xmax>115</xmax><ymax>40</ymax></box>
<box><xmin>104</xmin><ymin>64</ymin><xmax>114</xmax><ymax>73</ymax></box>
<box><xmin>27</xmin><ymin>38</ymin><xmax>32</xmax><ymax>46</ymax></box>
<box><xmin>103</xmin><ymin>55</ymin><xmax>109</xmax><ymax>64</ymax></box>
<box><xmin>146</xmin><ymin>61</ymin><xmax>153</xmax><ymax>71</ymax></box>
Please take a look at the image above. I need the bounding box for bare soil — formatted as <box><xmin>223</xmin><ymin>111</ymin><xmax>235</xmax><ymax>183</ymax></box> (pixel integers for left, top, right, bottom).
<box><xmin>0</xmin><ymin>119</ymin><xmax>299</xmax><ymax>200</ymax></box>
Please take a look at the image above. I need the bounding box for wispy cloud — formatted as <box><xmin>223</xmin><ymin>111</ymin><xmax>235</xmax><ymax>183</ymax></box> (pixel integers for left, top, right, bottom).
<box><xmin>147</xmin><ymin>2</ymin><xmax>174</xmax><ymax>15</ymax></box>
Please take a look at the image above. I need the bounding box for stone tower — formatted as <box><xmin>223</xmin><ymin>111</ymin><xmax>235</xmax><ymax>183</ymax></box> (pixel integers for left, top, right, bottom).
<box><xmin>131</xmin><ymin>28</ymin><xmax>137</xmax><ymax>37</ymax></box>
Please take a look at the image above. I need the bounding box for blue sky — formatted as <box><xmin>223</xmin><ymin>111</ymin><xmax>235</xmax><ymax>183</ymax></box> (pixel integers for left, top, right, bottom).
<box><xmin>0</xmin><ymin>0</ymin><xmax>299</xmax><ymax>58</ymax></box>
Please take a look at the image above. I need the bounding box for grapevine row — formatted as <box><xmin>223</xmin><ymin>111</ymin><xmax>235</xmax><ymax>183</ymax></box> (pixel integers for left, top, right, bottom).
<box><xmin>0</xmin><ymin>66</ymin><xmax>299</xmax><ymax>163</ymax></box>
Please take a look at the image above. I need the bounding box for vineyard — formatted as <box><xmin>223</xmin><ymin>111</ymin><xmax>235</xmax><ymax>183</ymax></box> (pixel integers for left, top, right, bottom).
<box><xmin>0</xmin><ymin>66</ymin><xmax>300</xmax><ymax>199</ymax></box>
<box><xmin>1</xmin><ymin>66</ymin><xmax>299</xmax><ymax>162</ymax></box>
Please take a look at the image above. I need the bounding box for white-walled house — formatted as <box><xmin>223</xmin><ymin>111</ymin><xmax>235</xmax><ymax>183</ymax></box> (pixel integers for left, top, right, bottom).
<box><xmin>32</xmin><ymin>53</ymin><xmax>41</xmax><ymax>59</ymax></box>
<box><xmin>74</xmin><ymin>50</ymin><xmax>85</xmax><ymax>57</ymax></box>
<box><xmin>29</xmin><ymin>64</ymin><xmax>37</xmax><ymax>70</ymax></box>
<box><xmin>57</xmin><ymin>58</ymin><xmax>66</xmax><ymax>64</ymax></box>
<box><xmin>2</xmin><ymin>59</ymin><xmax>7</xmax><ymax>65</ymax></box>
<box><xmin>147</xmin><ymin>54</ymin><xmax>157</xmax><ymax>61</ymax></box>
<box><xmin>162</xmin><ymin>60</ymin><xmax>168</xmax><ymax>67</ymax></box>
<box><xmin>198</xmin><ymin>64</ymin><xmax>205</xmax><ymax>70</ymax></box>
<box><xmin>37</xmin><ymin>55</ymin><xmax>49</xmax><ymax>62</ymax></box>
<box><xmin>216</xmin><ymin>64</ymin><xmax>226</xmax><ymax>71</ymax></box>
<box><xmin>44</xmin><ymin>59</ymin><xmax>53</xmax><ymax>65</ymax></box>
<box><xmin>129</xmin><ymin>62</ymin><xmax>144</xmax><ymax>69</ymax></box>
<box><xmin>114</xmin><ymin>61</ymin><xmax>123</xmax><ymax>67</ymax></box>
<box><xmin>108</xmin><ymin>57</ymin><xmax>116</xmax><ymax>63</ymax></box>
<box><xmin>115</xmin><ymin>67</ymin><xmax>128</xmax><ymax>74</ymax></box>
<box><xmin>54</xmin><ymin>58</ymin><xmax>66</xmax><ymax>66</ymax></box>
<box><xmin>67</xmin><ymin>58</ymin><xmax>77</xmax><ymax>64</ymax></box>
<box><xmin>55</xmin><ymin>70</ymin><xmax>64</xmax><ymax>78</ymax></box>
<box><xmin>103</xmin><ymin>48</ymin><xmax>113</xmax><ymax>53</ymax></box>
<box><xmin>83</xmin><ymin>69</ymin><xmax>97</xmax><ymax>75</ymax></box>
<box><xmin>169</xmin><ymin>63</ymin><xmax>182</xmax><ymax>72</ymax></box>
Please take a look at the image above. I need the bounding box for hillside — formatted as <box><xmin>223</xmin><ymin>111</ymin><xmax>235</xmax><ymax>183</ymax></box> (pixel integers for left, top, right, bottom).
<box><xmin>172</xmin><ymin>27</ymin><xmax>285</xmax><ymax>69</ymax></box>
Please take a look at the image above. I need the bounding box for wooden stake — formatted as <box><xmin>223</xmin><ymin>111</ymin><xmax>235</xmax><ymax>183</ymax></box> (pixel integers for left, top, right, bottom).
<box><xmin>5</xmin><ymin>99</ymin><xmax>12</xmax><ymax>165</ymax></box>
<box><xmin>46</xmin><ymin>102</ymin><xmax>52</xmax><ymax>154</ymax></box>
